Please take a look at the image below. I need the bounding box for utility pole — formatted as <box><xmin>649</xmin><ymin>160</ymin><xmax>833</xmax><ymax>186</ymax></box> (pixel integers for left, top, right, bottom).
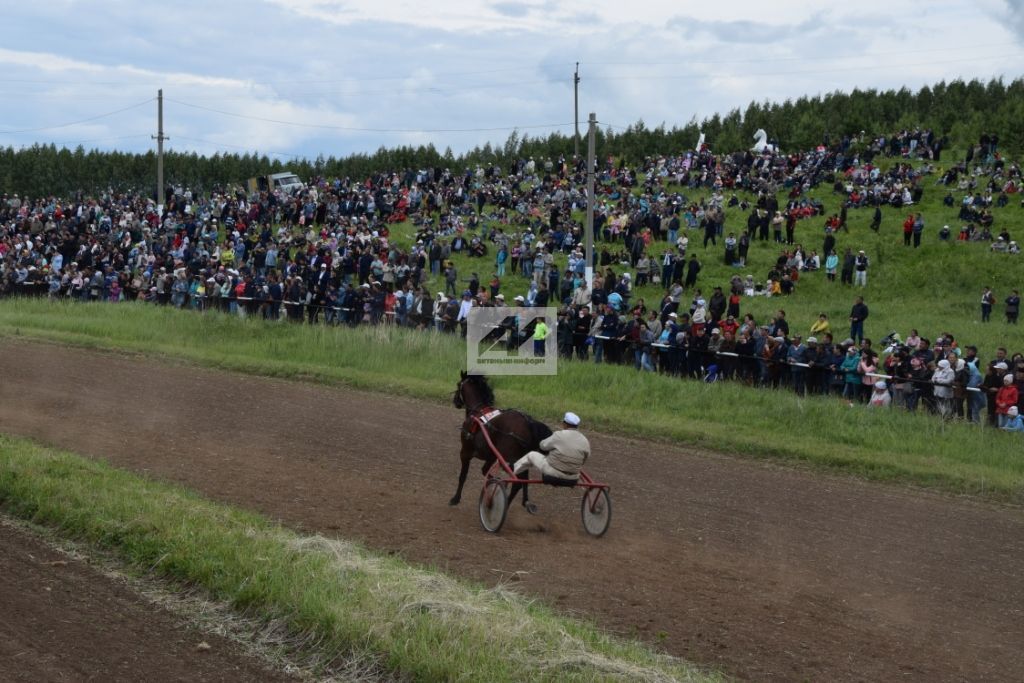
<box><xmin>152</xmin><ymin>89</ymin><xmax>167</xmax><ymax>210</ymax></box>
<box><xmin>573</xmin><ymin>62</ymin><xmax>580</xmax><ymax>160</ymax></box>
<box><xmin>585</xmin><ymin>112</ymin><xmax>595</xmax><ymax>290</ymax></box>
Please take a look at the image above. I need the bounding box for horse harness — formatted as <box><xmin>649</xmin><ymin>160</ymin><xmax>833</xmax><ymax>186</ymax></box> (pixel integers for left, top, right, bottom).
<box><xmin>457</xmin><ymin>378</ymin><xmax>532</xmax><ymax>449</ymax></box>
<box><xmin>463</xmin><ymin>407</ymin><xmax>501</xmax><ymax>436</ymax></box>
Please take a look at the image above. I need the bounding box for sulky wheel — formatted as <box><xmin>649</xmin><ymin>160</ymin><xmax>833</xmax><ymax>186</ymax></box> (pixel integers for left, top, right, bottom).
<box><xmin>479</xmin><ymin>479</ymin><xmax>509</xmax><ymax>533</ymax></box>
<box><xmin>581</xmin><ymin>487</ymin><xmax>612</xmax><ymax>537</ymax></box>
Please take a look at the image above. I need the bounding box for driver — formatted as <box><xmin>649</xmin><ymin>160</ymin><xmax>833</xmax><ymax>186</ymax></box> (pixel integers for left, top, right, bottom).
<box><xmin>513</xmin><ymin>412</ymin><xmax>590</xmax><ymax>482</ymax></box>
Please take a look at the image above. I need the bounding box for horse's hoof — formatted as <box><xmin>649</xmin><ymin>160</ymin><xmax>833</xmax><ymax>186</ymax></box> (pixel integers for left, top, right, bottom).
<box><xmin>449</xmin><ymin>497</ymin><xmax>460</xmax><ymax>506</ymax></box>
<box><xmin>524</xmin><ymin>502</ymin><xmax>539</xmax><ymax>515</ymax></box>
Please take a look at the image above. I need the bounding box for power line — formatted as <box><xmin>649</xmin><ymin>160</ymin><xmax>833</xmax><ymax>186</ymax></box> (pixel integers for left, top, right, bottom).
<box><xmin>0</xmin><ymin>64</ymin><xmax>560</xmax><ymax>87</ymax></box>
<box><xmin>165</xmin><ymin>97</ymin><xmax>574</xmax><ymax>133</ymax></box>
<box><xmin>0</xmin><ymin>77</ymin><xmax>563</xmax><ymax>102</ymax></box>
<box><xmin>0</xmin><ymin>98</ymin><xmax>154</xmax><ymax>135</ymax></box>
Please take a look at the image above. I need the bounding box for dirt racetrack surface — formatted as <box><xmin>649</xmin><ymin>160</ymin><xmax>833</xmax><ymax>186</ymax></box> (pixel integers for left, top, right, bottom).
<box><xmin>0</xmin><ymin>520</ymin><xmax>296</xmax><ymax>683</ymax></box>
<box><xmin>1</xmin><ymin>340</ymin><xmax>1022</xmax><ymax>681</ymax></box>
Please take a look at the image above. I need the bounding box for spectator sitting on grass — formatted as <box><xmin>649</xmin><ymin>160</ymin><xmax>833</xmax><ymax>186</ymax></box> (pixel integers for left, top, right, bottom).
<box><xmin>1002</xmin><ymin>406</ymin><xmax>1024</xmax><ymax>432</ymax></box>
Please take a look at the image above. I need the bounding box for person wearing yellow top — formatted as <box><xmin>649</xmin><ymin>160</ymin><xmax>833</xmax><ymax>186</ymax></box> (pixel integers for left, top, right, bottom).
<box><xmin>810</xmin><ymin>312</ymin><xmax>832</xmax><ymax>337</ymax></box>
<box><xmin>532</xmin><ymin>316</ymin><xmax>549</xmax><ymax>357</ymax></box>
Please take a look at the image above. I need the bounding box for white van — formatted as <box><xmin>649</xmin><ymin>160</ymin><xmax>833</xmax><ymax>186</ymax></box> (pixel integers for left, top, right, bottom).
<box><xmin>267</xmin><ymin>172</ymin><xmax>304</xmax><ymax>194</ymax></box>
<box><xmin>250</xmin><ymin>172</ymin><xmax>304</xmax><ymax>195</ymax></box>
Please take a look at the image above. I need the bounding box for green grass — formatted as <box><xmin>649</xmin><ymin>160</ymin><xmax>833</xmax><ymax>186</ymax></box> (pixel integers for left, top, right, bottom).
<box><xmin>0</xmin><ymin>433</ymin><xmax>717</xmax><ymax>682</ymax></box>
<box><xmin>2</xmin><ymin>299</ymin><xmax>1023</xmax><ymax>502</ymax></box>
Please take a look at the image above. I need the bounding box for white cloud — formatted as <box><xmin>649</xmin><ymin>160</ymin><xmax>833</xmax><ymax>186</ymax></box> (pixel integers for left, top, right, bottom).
<box><xmin>0</xmin><ymin>0</ymin><xmax>1021</xmax><ymax>161</ymax></box>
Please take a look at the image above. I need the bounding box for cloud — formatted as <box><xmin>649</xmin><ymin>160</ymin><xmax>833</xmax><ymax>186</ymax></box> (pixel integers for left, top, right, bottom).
<box><xmin>492</xmin><ymin>2</ymin><xmax>532</xmax><ymax>18</ymax></box>
<box><xmin>666</xmin><ymin>13</ymin><xmax>827</xmax><ymax>44</ymax></box>
<box><xmin>0</xmin><ymin>0</ymin><xmax>1020</xmax><ymax>162</ymax></box>
<box><xmin>1006</xmin><ymin>0</ymin><xmax>1024</xmax><ymax>39</ymax></box>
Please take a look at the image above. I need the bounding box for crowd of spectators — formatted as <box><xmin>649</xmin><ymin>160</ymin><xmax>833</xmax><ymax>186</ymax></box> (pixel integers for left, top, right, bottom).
<box><xmin>2</xmin><ymin>132</ymin><xmax>1022</xmax><ymax>432</ymax></box>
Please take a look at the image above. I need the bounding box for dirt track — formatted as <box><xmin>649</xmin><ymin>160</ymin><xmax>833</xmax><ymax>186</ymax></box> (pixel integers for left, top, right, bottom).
<box><xmin>1</xmin><ymin>340</ymin><xmax>1022</xmax><ymax>681</ymax></box>
<box><xmin>0</xmin><ymin>520</ymin><xmax>296</xmax><ymax>683</ymax></box>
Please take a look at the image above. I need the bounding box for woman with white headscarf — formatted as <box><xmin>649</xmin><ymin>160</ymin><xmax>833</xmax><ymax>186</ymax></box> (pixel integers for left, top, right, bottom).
<box><xmin>868</xmin><ymin>380</ymin><xmax>891</xmax><ymax>408</ymax></box>
<box><xmin>932</xmin><ymin>359</ymin><xmax>955</xmax><ymax>418</ymax></box>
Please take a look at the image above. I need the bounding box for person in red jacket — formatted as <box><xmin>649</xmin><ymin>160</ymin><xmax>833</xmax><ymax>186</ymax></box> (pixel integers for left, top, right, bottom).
<box><xmin>995</xmin><ymin>373</ymin><xmax>1019</xmax><ymax>428</ymax></box>
<box><xmin>902</xmin><ymin>214</ymin><xmax>914</xmax><ymax>246</ymax></box>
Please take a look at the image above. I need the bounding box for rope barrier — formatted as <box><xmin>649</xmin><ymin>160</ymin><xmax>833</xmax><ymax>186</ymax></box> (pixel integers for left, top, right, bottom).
<box><xmin>4</xmin><ymin>283</ymin><xmax>997</xmax><ymax>393</ymax></box>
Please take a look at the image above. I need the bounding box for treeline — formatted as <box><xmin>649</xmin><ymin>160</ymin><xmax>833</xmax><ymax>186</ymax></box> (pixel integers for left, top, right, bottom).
<box><xmin>3</xmin><ymin>77</ymin><xmax>1024</xmax><ymax>199</ymax></box>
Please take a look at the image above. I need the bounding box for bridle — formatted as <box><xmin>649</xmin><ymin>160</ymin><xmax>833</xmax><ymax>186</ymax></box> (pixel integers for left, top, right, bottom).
<box><xmin>454</xmin><ymin>377</ymin><xmax>488</xmax><ymax>416</ymax></box>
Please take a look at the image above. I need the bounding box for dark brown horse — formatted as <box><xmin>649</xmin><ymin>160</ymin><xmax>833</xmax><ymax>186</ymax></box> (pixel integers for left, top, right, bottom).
<box><xmin>450</xmin><ymin>371</ymin><xmax>552</xmax><ymax>511</ymax></box>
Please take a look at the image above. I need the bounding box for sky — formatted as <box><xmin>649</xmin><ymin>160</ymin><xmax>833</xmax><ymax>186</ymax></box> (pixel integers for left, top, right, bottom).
<box><xmin>1</xmin><ymin>0</ymin><xmax>1023</xmax><ymax>162</ymax></box>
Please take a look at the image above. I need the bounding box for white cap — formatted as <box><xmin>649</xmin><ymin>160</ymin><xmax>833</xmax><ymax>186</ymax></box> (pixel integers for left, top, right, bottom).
<box><xmin>514</xmin><ymin>295</ymin><xmax>525</xmax><ymax>302</ymax></box>
<box><xmin>563</xmin><ymin>411</ymin><xmax>581</xmax><ymax>426</ymax></box>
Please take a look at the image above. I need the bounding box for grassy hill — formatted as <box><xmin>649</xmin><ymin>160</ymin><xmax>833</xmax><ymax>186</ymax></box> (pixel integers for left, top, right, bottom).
<box><xmin>398</xmin><ymin>161</ymin><xmax>1024</xmax><ymax>358</ymax></box>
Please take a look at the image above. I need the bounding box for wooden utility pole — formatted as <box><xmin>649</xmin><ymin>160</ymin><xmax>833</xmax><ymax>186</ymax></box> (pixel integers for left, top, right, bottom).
<box><xmin>152</xmin><ymin>89</ymin><xmax>167</xmax><ymax>209</ymax></box>
<box><xmin>585</xmin><ymin>112</ymin><xmax>595</xmax><ymax>289</ymax></box>
<box><xmin>573</xmin><ymin>63</ymin><xmax>580</xmax><ymax>159</ymax></box>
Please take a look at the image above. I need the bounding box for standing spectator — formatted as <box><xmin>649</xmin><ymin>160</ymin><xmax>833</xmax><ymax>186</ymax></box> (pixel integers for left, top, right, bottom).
<box><xmin>965</xmin><ymin>353</ymin><xmax>987</xmax><ymax>423</ymax></box>
<box><xmin>737</xmin><ymin>232</ymin><xmax>750</xmax><ymax>266</ymax></box>
<box><xmin>684</xmin><ymin>254</ymin><xmax>701</xmax><ymax>290</ymax></box>
<box><xmin>824</xmin><ymin>249</ymin><xmax>838</xmax><ymax>282</ymax></box>
<box><xmin>912</xmin><ymin>213</ymin><xmax>924</xmax><ymax>248</ymax></box>
<box><xmin>840</xmin><ymin>247</ymin><xmax>855</xmax><ymax>286</ymax></box>
<box><xmin>1006</xmin><ymin>289</ymin><xmax>1020</xmax><ymax>324</ymax></box>
<box><xmin>532</xmin><ymin>315</ymin><xmax>549</xmax><ymax>357</ymax></box>
<box><xmin>841</xmin><ymin>346</ymin><xmax>862</xmax><ymax>402</ymax></box>
<box><xmin>703</xmin><ymin>216</ymin><xmax>717</xmax><ymax>248</ymax></box>
<box><xmin>858</xmin><ymin>349</ymin><xmax>879</xmax><ymax>403</ymax></box>
<box><xmin>984</xmin><ymin>361</ymin><xmax>1007</xmax><ymax>425</ymax></box>
<box><xmin>495</xmin><ymin>245</ymin><xmax>507</xmax><ymax>277</ymax></box>
<box><xmin>723</xmin><ymin>233</ymin><xmax>737</xmax><ymax>265</ymax></box>
<box><xmin>787</xmin><ymin>334</ymin><xmax>809</xmax><ymax>395</ymax></box>
<box><xmin>902</xmin><ymin>213</ymin><xmax>914</xmax><ymax>246</ymax></box>
<box><xmin>660</xmin><ymin>249</ymin><xmax>674</xmax><ymax>289</ymax></box>
<box><xmin>849</xmin><ymin>296</ymin><xmax>869</xmax><ymax>344</ymax></box>
<box><xmin>854</xmin><ymin>250</ymin><xmax>869</xmax><ymax>287</ymax></box>
<box><xmin>573</xmin><ymin>305</ymin><xmax>592</xmax><ymax>360</ymax></box>
<box><xmin>981</xmin><ymin>286</ymin><xmax>995</xmax><ymax>322</ymax></box>
<box><xmin>636</xmin><ymin>253</ymin><xmax>650</xmax><ymax>287</ymax></box>
<box><xmin>931</xmin><ymin>359</ymin><xmax>955</xmax><ymax>418</ymax></box>
<box><xmin>456</xmin><ymin>290</ymin><xmax>473</xmax><ymax>337</ymax></box>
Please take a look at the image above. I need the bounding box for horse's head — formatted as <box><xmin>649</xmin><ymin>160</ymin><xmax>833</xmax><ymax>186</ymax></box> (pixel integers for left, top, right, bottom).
<box><xmin>453</xmin><ymin>371</ymin><xmax>494</xmax><ymax>413</ymax></box>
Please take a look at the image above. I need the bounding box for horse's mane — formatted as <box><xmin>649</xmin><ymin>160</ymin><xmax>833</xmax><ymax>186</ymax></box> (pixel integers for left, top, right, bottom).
<box><xmin>467</xmin><ymin>374</ymin><xmax>496</xmax><ymax>407</ymax></box>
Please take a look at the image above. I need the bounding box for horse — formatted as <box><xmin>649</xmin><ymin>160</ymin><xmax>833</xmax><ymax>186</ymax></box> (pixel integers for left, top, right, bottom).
<box><xmin>450</xmin><ymin>371</ymin><xmax>552</xmax><ymax>512</ymax></box>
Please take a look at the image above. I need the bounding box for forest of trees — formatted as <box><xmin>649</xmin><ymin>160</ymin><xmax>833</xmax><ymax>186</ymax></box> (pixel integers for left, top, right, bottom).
<box><xmin>2</xmin><ymin>78</ymin><xmax>1023</xmax><ymax>199</ymax></box>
